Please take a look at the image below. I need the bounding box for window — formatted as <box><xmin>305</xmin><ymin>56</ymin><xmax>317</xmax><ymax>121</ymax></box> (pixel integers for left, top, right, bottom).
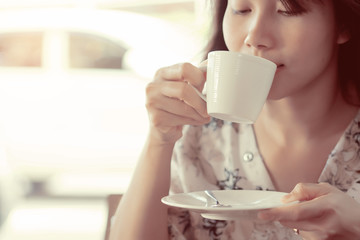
<box><xmin>69</xmin><ymin>32</ymin><xmax>127</xmax><ymax>69</ymax></box>
<box><xmin>0</xmin><ymin>5</ymin><xmax>200</xmax><ymax>240</ymax></box>
<box><xmin>0</xmin><ymin>32</ymin><xmax>43</xmax><ymax>67</ymax></box>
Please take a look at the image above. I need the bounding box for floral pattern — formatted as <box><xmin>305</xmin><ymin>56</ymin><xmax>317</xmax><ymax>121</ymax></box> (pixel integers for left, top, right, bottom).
<box><xmin>217</xmin><ymin>168</ymin><xmax>244</xmax><ymax>190</ymax></box>
<box><xmin>202</xmin><ymin>219</ymin><xmax>228</xmax><ymax>240</ymax></box>
<box><xmin>168</xmin><ymin>112</ymin><xmax>360</xmax><ymax>239</ymax></box>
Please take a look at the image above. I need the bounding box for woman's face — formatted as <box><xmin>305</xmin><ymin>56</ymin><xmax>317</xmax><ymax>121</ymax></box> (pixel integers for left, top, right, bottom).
<box><xmin>223</xmin><ymin>0</ymin><xmax>349</xmax><ymax>100</ymax></box>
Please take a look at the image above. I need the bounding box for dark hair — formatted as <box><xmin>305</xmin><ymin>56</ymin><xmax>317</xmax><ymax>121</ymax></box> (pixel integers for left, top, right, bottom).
<box><xmin>205</xmin><ymin>0</ymin><xmax>360</xmax><ymax>106</ymax></box>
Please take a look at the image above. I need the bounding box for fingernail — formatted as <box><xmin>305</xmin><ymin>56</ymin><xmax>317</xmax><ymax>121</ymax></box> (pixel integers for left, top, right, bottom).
<box><xmin>202</xmin><ymin>115</ymin><xmax>211</xmax><ymax>121</ymax></box>
<box><xmin>281</xmin><ymin>194</ymin><xmax>294</xmax><ymax>203</ymax></box>
<box><xmin>257</xmin><ymin>211</ymin><xmax>274</xmax><ymax>221</ymax></box>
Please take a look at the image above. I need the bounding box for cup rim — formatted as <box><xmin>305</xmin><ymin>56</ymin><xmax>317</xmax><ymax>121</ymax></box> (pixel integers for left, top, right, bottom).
<box><xmin>208</xmin><ymin>51</ymin><xmax>276</xmax><ymax>69</ymax></box>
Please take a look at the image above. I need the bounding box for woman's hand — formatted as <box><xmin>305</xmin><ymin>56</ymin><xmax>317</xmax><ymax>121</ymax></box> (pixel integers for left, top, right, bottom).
<box><xmin>146</xmin><ymin>62</ymin><xmax>210</xmax><ymax>144</ymax></box>
<box><xmin>258</xmin><ymin>182</ymin><xmax>360</xmax><ymax>240</ymax></box>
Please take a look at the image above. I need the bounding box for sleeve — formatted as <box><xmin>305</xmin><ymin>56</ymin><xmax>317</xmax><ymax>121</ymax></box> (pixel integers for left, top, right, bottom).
<box><xmin>347</xmin><ymin>174</ymin><xmax>360</xmax><ymax>203</ymax></box>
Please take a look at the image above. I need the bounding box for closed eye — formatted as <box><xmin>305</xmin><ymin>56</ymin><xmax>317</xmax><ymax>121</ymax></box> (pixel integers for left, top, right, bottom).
<box><xmin>277</xmin><ymin>9</ymin><xmax>303</xmax><ymax>16</ymax></box>
<box><xmin>232</xmin><ymin>8</ymin><xmax>251</xmax><ymax>15</ymax></box>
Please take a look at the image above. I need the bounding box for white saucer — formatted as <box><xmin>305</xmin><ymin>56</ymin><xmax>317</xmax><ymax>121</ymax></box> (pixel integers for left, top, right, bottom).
<box><xmin>161</xmin><ymin>190</ymin><xmax>295</xmax><ymax>220</ymax></box>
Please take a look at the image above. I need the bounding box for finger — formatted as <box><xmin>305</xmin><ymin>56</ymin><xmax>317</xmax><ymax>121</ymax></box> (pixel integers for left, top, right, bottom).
<box><xmin>258</xmin><ymin>196</ymin><xmax>331</xmax><ymax>222</ymax></box>
<box><xmin>299</xmin><ymin>230</ymin><xmax>330</xmax><ymax>240</ymax></box>
<box><xmin>279</xmin><ymin>209</ymin><xmax>333</xmax><ymax>232</ymax></box>
<box><xmin>198</xmin><ymin>60</ymin><xmax>207</xmax><ymax>72</ymax></box>
<box><xmin>148</xmin><ymin>108</ymin><xmax>209</xmax><ymax>129</ymax></box>
<box><xmin>282</xmin><ymin>182</ymin><xmax>334</xmax><ymax>203</ymax></box>
<box><xmin>279</xmin><ymin>219</ymin><xmax>318</xmax><ymax>232</ymax></box>
<box><xmin>147</xmin><ymin>93</ymin><xmax>209</xmax><ymax>123</ymax></box>
<box><xmin>155</xmin><ymin>63</ymin><xmax>206</xmax><ymax>91</ymax></box>
<box><xmin>198</xmin><ymin>60</ymin><xmax>208</xmax><ymax>81</ymax></box>
<box><xmin>160</xmin><ymin>81</ymin><xmax>209</xmax><ymax>118</ymax></box>
<box><xmin>279</xmin><ymin>218</ymin><xmax>331</xmax><ymax>233</ymax></box>
<box><xmin>280</xmin><ymin>216</ymin><xmax>340</xmax><ymax>239</ymax></box>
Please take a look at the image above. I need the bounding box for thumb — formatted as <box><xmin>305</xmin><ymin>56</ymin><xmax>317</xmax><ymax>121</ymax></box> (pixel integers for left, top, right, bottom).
<box><xmin>282</xmin><ymin>182</ymin><xmax>333</xmax><ymax>203</ymax></box>
<box><xmin>198</xmin><ymin>60</ymin><xmax>207</xmax><ymax>75</ymax></box>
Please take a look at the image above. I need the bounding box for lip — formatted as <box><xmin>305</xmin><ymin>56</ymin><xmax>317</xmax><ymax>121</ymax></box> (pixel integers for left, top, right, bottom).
<box><xmin>276</xmin><ymin>64</ymin><xmax>284</xmax><ymax>73</ymax></box>
<box><xmin>251</xmin><ymin>54</ymin><xmax>283</xmax><ymax>69</ymax></box>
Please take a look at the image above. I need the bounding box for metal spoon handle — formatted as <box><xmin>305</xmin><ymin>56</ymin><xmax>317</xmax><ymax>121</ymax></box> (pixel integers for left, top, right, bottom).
<box><xmin>204</xmin><ymin>190</ymin><xmax>220</xmax><ymax>204</ymax></box>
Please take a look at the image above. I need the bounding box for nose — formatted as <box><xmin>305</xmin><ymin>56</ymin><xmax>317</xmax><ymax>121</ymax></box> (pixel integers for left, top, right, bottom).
<box><xmin>244</xmin><ymin>13</ymin><xmax>274</xmax><ymax>52</ymax></box>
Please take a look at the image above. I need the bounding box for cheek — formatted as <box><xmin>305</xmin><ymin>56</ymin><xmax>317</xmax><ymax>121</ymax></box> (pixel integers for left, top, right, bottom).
<box><xmin>288</xmin><ymin>26</ymin><xmax>337</xmax><ymax>69</ymax></box>
<box><xmin>222</xmin><ymin>10</ymin><xmax>245</xmax><ymax>51</ymax></box>
<box><xmin>268</xmin><ymin>33</ymin><xmax>337</xmax><ymax>100</ymax></box>
<box><xmin>284</xmin><ymin>9</ymin><xmax>338</xmax><ymax>66</ymax></box>
<box><xmin>222</xmin><ymin>11</ymin><xmax>234</xmax><ymax>50</ymax></box>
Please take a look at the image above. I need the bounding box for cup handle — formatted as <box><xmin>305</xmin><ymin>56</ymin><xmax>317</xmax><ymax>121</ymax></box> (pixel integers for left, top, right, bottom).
<box><xmin>188</xmin><ymin>82</ymin><xmax>207</xmax><ymax>102</ymax></box>
<box><xmin>188</xmin><ymin>63</ymin><xmax>208</xmax><ymax>102</ymax></box>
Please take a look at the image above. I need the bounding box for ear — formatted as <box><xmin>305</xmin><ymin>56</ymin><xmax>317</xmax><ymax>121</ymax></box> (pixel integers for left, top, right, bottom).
<box><xmin>337</xmin><ymin>28</ymin><xmax>350</xmax><ymax>44</ymax></box>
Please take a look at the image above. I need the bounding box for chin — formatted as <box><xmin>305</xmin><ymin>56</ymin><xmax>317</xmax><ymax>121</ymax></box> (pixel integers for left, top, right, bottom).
<box><xmin>266</xmin><ymin>84</ymin><xmax>284</xmax><ymax>101</ymax></box>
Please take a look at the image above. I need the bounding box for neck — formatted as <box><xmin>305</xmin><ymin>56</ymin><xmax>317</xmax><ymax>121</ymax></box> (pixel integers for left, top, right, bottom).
<box><xmin>255</xmin><ymin>81</ymin><xmax>357</xmax><ymax>147</ymax></box>
<box><xmin>254</xmin><ymin>49</ymin><xmax>359</xmax><ymax>147</ymax></box>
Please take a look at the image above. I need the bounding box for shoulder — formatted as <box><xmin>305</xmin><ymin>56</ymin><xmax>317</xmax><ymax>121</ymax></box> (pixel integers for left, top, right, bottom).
<box><xmin>344</xmin><ymin>109</ymin><xmax>360</xmax><ymax>142</ymax></box>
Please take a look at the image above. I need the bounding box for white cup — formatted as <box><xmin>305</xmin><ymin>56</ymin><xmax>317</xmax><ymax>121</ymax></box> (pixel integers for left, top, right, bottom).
<box><xmin>197</xmin><ymin>51</ymin><xmax>276</xmax><ymax>124</ymax></box>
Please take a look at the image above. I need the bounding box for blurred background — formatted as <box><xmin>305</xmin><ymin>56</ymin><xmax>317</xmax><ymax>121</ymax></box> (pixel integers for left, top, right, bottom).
<box><xmin>0</xmin><ymin>0</ymin><xmax>211</xmax><ymax>239</ymax></box>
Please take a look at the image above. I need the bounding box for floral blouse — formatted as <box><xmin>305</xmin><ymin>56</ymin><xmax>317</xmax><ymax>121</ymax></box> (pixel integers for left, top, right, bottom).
<box><xmin>168</xmin><ymin>112</ymin><xmax>360</xmax><ymax>240</ymax></box>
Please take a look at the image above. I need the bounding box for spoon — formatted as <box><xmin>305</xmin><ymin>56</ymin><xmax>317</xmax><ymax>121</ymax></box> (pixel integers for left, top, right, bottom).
<box><xmin>204</xmin><ymin>190</ymin><xmax>231</xmax><ymax>208</ymax></box>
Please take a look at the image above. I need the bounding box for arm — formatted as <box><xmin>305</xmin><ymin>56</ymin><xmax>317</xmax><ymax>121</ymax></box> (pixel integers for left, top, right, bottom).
<box><xmin>109</xmin><ymin>138</ymin><xmax>174</xmax><ymax>240</ymax></box>
<box><xmin>258</xmin><ymin>182</ymin><xmax>360</xmax><ymax>240</ymax></box>
<box><xmin>109</xmin><ymin>63</ymin><xmax>210</xmax><ymax>240</ymax></box>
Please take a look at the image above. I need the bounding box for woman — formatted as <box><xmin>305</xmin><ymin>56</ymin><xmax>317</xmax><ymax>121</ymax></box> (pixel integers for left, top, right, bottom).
<box><xmin>110</xmin><ymin>0</ymin><xmax>360</xmax><ymax>239</ymax></box>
